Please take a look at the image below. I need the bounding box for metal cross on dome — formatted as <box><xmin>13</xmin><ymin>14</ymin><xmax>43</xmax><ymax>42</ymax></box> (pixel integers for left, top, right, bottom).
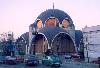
<box><xmin>53</xmin><ymin>2</ymin><xmax>54</xmax><ymax>9</ymax></box>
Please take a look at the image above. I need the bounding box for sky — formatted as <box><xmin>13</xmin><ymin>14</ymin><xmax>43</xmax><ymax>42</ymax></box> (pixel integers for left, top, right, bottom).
<box><xmin>0</xmin><ymin>0</ymin><xmax>100</xmax><ymax>38</ymax></box>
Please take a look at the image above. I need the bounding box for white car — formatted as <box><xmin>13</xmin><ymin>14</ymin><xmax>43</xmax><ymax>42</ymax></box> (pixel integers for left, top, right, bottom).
<box><xmin>65</xmin><ymin>54</ymin><xmax>72</xmax><ymax>59</ymax></box>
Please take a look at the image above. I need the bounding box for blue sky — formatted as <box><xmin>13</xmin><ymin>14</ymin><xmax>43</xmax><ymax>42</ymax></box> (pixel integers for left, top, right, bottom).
<box><xmin>0</xmin><ymin>0</ymin><xmax>100</xmax><ymax>38</ymax></box>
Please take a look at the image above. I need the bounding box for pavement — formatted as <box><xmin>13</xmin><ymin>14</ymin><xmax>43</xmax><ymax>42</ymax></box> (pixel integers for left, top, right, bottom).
<box><xmin>0</xmin><ymin>59</ymin><xmax>99</xmax><ymax>68</ymax></box>
<box><xmin>65</xmin><ymin>59</ymin><xmax>99</xmax><ymax>68</ymax></box>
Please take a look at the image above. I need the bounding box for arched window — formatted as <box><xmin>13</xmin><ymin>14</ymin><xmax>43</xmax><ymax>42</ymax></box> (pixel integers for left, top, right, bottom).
<box><xmin>37</xmin><ymin>20</ymin><xmax>43</xmax><ymax>29</ymax></box>
<box><xmin>45</xmin><ymin>18</ymin><xmax>58</xmax><ymax>27</ymax></box>
<box><xmin>62</xmin><ymin>19</ymin><xmax>69</xmax><ymax>28</ymax></box>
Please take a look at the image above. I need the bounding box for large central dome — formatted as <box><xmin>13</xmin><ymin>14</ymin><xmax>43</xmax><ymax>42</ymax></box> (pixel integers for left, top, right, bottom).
<box><xmin>35</xmin><ymin>9</ymin><xmax>73</xmax><ymax>24</ymax></box>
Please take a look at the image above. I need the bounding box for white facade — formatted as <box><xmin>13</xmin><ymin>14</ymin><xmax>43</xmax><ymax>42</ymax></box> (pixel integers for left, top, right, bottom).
<box><xmin>0</xmin><ymin>33</ymin><xmax>7</xmax><ymax>42</ymax></box>
<box><xmin>0</xmin><ymin>31</ymin><xmax>13</xmax><ymax>42</ymax></box>
<box><xmin>83</xmin><ymin>25</ymin><xmax>100</xmax><ymax>59</ymax></box>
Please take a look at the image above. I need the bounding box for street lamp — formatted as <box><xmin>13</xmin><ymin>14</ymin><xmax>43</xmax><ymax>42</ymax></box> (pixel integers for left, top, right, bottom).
<box><xmin>85</xmin><ymin>33</ymin><xmax>89</xmax><ymax>63</ymax></box>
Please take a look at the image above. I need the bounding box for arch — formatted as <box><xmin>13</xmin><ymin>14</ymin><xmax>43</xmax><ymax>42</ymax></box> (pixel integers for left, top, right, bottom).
<box><xmin>45</xmin><ymin>17</ymin><xmax>59</xmax><ymax>27</ymax></box>
<box><xmin>30</xmin><ymin>33</ymin><xmax>49</xmax><ymax>55</ymax></box>
<box><xmin>51</xmin><ymin>32</ymin><xmax>76</xmax><ymax>54</ymax></box>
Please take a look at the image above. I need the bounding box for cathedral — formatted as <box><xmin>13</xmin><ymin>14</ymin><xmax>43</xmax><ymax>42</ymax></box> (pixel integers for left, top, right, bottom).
<box><xmin>27</xmin><ymin>9</ymin><xmax>82</xmax><ymax>55</ymax></box>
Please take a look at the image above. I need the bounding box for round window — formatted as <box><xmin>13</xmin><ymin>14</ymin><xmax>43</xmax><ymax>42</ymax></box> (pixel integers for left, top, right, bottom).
<box><xmin>46</xmin><ymin>18</ymin><xmax>58</xmax><ymax>27</ymax></box>
<box><xmin>37</xmin><ymin>20</ymin><xmax>43</xmax><ymax>29</ymax></box>
<box><xmin>62</xmin><ymin>19</ymin><xmax>69</xmax><ymax>28</ymax></box>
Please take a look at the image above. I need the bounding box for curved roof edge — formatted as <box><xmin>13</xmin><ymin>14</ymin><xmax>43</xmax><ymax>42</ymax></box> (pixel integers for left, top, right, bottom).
<box><xmin>33</xmin><ymin>9</ymin><xmax>73</xmax><ymax>27</ymax></box>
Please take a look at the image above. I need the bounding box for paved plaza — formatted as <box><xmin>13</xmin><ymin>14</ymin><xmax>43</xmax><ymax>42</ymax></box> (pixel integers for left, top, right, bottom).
<box><xmin>0</xmin><ymin>59</ymin><xmax>99</xmax><ymax>68</ymax></box>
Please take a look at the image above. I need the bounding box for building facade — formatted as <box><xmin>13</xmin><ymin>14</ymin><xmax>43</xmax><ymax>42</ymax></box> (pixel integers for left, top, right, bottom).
<box><xmin>0</xmin><ymin>31</ymin><xmax>14</xmax><ymax>42</ymax></box>
<box><xmin>28</xmin><ymin>9</ymin><xmax>78</xmax><ymax>55</ymax></box>
<box><xmin>83</xmin><ymin>25</ymin><xmax>100</xmax><ymax>59</ymax></box>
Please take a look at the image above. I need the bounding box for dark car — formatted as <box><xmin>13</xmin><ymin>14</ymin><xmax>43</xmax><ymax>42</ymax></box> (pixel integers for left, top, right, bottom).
<box><xmin>71</xmin><ymin>53</ymin><xmax>80</xmax><ymax>58</ymax></box>
<box><xmin>91</xmin><ymin>59</ymin><xmax>99</xmax><ymax>64</ymax></box>
<box><xmin>24</xmin><ymin>54</ymin><xmax>39</xmax><ymax>66</ymax></box>
<box><xmin>16</xmin><ymin>55</ymin><xmax>24</xmax><ymax>63</ymax></box>
<box><xmin>91</xmin><ymin>57</ymin><xmax>100</xmax><ymax>64</ymax></box>
<box><xmin>5</xmin><ymin>56</ymin><xmax>17</xmax><ymax>65</ymax></box>
<box><xmin>42</xmin><ymin>55</ymin><xmax>61</xmax><ymax>67</ymax></box>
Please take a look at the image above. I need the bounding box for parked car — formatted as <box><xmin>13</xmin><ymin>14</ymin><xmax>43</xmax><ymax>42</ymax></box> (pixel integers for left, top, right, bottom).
<box><xmin>5</xmin><ymin>56</ymin><xmax>17</xmax><ymax>65</ymax></box>
<box><xmin>0</xmin><ymin>56</ymin><xmax>5</xmax><ymax>64</ymax></box>
<box><xmin>91</xmin><ymin>59</ymin><xmax>99</xmax><ymax>64</ymax></box>
<box><xmin>42</xmin><ymin>55</ymin><xmax>61</xmax><ymax>67</ymax></box>
<box><xmin>16</xmin><ymin>55</ymin><xmax>24</xmax><ymax>63</ymax></box>
<box><xmin>91</xmin><ymin>57</ymin><xmax>100</xmax><ymax>64</ymax></box>
<box><xmin>71</xmin><ymin>53</ymin><xmax>80</xmax><ymax>58</ymax></box>
<box><xmin>65</xmin><ymin>54</ymin><xmax>72</xmax><ymax>59</ymax></box>
<box><xmin>24</xmin><ymin>54</ymin><xmax>39</xmax><ymax>66</ymax></box>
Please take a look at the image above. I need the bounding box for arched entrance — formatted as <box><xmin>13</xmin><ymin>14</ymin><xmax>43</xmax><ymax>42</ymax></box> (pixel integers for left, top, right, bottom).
<box><xmin>30</xmin><ymin>34</ymin><xmax>48</xmax><ymax>55</ymax></box>
<box><xmin>51</xmin><ymin>33</ymin><xmax>75</xmax><ymax>55</ymax></box>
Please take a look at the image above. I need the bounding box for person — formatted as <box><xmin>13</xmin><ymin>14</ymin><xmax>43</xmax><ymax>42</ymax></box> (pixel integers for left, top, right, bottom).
<box><xmin>45</xmin><ymin>49</ymin><xmax>53</xmax><ymax>56</ymax></box>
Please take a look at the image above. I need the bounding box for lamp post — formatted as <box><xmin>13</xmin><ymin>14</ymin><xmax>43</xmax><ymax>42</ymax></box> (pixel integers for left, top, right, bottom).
<box><xmin>85</xmin><ymin>34</ymin><xmax>89</xmax><ymax>63</ymax></box>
